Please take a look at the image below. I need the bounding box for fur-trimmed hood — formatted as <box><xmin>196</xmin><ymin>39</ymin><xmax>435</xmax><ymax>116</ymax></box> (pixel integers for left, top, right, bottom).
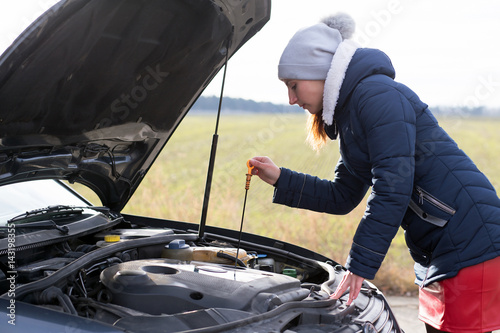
<box><xmin>323</xmin><ymin>46</ymin><xmax>396</xmax><ymax>126</ymax></box>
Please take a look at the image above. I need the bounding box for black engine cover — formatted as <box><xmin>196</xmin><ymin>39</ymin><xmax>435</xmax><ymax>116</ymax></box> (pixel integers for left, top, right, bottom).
<box><xmin>100</xmin><ymin>259</ymin><xmax>302</xmax><ymax>315</ymax></box>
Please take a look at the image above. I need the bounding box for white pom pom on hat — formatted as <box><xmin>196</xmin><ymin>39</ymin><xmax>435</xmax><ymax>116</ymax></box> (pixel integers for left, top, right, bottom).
<box><xmin>321</xmin><ymin>12</ymin><xmax>356</xmax><ymax>39</ymax></box>
<box><xmin>278</xmin><ymin>13</ymin><xmax>356</xmax><ymax>81</ymax></box>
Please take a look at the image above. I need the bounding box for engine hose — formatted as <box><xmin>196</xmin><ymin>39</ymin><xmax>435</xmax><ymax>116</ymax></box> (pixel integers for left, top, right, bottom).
<box><xmin>216</xmin><ymin>251</ymin><xmax>246</xmax><ymax>267</ymax></box>
<box><xmin>39</xmin><ymin>286</ymin><xmax>77</xmax><ymax>315</ymax></box>
<box><xmin>183</xmin><ymin>297</ymin><xmax>342</xmax><ymax>333</ymax></box>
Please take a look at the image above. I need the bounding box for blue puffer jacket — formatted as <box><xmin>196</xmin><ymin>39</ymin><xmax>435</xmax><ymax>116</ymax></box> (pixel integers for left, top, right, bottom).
<box><xmin>273</xmin><ymin>47</ymin><xmax>500</xmax><ymax>286</ymax></box>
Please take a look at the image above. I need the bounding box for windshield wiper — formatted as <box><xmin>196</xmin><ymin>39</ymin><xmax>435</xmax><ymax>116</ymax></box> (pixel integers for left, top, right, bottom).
<box><xmin>1</xmin><ymin>220</ymin><xmax>69</xmax><ymax>235</ymax></box>
<box><xmin>8</xmin><ymin>205</ymin><xmax>85</xmax><ymax>224</ymax></box>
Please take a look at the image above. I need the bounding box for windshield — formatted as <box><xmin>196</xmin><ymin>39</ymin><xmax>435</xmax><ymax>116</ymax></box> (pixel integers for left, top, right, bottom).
<box><xmin>0</xmin><ymin>179</ymin><xmax>90</xmax><ymax>225</ymax></box>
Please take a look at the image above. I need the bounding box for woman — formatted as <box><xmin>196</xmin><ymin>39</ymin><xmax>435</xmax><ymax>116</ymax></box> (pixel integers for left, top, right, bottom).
<box><xmin>249</xmin><ymin>13</ymin><xmax>500</xmax><ymax>333</ymax></box>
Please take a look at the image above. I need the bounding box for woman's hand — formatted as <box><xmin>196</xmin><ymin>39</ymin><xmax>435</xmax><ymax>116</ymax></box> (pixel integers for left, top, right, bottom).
<box><xmin>329</xmin><ymin>270</ymin><xmax>364</xmax><ymax>305</ymax></box>
<box><xmin>248</xmin><ymin>156</ymin><xmax>281</xmax><ymax>185</ymax></box>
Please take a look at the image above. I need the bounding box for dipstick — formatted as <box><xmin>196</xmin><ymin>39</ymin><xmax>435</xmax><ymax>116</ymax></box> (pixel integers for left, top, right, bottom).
<box><xmin>245</xmin><ymin>160</ymin><xmax>254</xmax><ymax>190</ymax></box>
<box><xmin>235</xmin><ymin>160</ymin><xmax>254</xmax><ymax>267</ymax></box>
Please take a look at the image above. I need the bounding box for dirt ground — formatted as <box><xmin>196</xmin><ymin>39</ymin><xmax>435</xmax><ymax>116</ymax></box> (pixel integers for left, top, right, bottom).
<box><xmin>386</xmin><ymin>296</ymin><xmax>425</xmax><ymax>332</ymax></box>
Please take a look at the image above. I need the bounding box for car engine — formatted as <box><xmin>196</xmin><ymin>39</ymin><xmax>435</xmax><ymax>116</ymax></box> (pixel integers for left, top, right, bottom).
<box><xmin>1</xmin><ymin>217</ymin><xmax>402</xmax><ymax>333</ymax></box>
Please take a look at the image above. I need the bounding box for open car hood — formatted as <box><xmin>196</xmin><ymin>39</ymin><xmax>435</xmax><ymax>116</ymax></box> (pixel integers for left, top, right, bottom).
<box><xmin>0</xmin><ymin>0</ymin><xmax>270</xmax><ymax>211</ymax></box>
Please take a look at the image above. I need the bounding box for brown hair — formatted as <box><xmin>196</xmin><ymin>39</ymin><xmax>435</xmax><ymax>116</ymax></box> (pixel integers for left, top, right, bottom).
<box><xmin>306</xmin><ymin>112</ymin><xmax>328</xmax><ymax>151</ymax></box>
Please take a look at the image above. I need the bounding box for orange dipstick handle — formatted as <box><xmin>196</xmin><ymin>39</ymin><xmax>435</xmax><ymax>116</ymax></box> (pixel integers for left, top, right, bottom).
<box><xmin>245</xmin><ymin>160</ymin><xmax>254</xmax><ymax>190</ymax></box>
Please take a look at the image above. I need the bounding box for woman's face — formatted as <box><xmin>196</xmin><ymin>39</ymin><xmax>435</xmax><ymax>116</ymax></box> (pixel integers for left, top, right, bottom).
<box><xmin>284</xmin><ymin>79</ymin><xmax>325</xmax><ymax>115</ymax></box>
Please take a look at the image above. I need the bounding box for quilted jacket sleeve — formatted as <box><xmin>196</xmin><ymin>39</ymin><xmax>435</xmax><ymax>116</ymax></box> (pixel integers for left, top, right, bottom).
<box><xmin>273</xmin><ymin>157</ymin><xmax>369</xmax><ymax>215</ymax></box>
<box><xmin>346</xmin><ymin>79</ymin><xmax>416</xmax><ymax>279</ymax></box>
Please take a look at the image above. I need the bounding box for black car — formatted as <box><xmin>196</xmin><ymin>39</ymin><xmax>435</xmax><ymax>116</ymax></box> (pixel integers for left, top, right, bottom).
<box><xmin>0</xmin><ymin>1</ymin><xmax>402</xmax><ymax>332</ymax></box>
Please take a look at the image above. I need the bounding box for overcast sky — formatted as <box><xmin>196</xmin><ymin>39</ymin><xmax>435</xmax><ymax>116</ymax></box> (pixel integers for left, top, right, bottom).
<box><xmin>2</xmin><ymin>0</ymin><xmax>500</xmax><ymax>108</ymax></box>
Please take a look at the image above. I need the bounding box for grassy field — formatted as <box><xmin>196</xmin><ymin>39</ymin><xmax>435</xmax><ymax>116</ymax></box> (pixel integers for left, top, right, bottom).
<box><xmin>115</xmin><ymin>113</ymin><xmax>500</xmax><ymax>295</ymax></box>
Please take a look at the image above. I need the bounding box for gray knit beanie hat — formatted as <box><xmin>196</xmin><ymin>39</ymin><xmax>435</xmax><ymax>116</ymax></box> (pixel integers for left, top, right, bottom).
<box><xmin>278</xmin><ymin>13</ymin><xmax>356</xmax><ymax>80</ymax></box>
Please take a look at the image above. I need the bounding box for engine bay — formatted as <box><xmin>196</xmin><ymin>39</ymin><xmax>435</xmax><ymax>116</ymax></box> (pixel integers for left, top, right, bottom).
<box><xmin>0</xmin><ymin>216</ymin><xmax>401</xmax><ymax>332</ymax></box>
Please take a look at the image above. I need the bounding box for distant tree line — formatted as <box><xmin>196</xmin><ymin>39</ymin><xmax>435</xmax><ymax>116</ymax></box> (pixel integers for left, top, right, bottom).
<box><xmin>192</xmin><ymin>96</ymin><xmax>302</xmax><ymax>113</ymax></box>
<box><xmin>192</xmin><ymin>95</ymin><xmax>499</xmax><ymax>116</ymax></box>
<box><xmin>431</xmin><ymin>105</ymin><xmax>499</xmax><ymax>117</ymax></box>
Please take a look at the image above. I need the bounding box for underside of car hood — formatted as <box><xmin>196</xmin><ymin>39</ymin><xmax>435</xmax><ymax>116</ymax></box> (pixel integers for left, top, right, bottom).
<box><xmin>0</xmin><ymin>0</ymin><xmax>270</xmax><ymax>211</ymax></box>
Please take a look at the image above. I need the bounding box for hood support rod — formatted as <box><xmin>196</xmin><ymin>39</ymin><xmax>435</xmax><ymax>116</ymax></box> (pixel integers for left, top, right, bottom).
<box><xmin>198</xmin><ymin>43</ymin><xmax>230</xmax><ymax>240</ymax></box>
